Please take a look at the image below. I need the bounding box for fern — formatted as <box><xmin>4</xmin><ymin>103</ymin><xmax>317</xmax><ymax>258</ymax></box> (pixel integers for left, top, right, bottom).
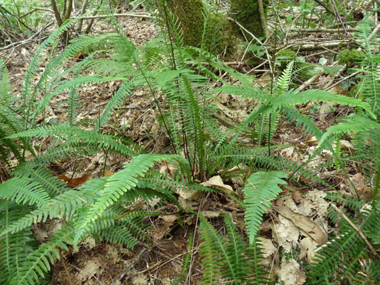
<box><xmin>243</xmin><ymin>171</ymin><xmax>288</xmax><ymax>245</ymax></box>
<box><xmin>0</xmin><ymin>177</ymin><xmax>50</xmax><ymax>207</ymax></box>
<box><xmin>199</xmin><ymin>214</ymin><xmax>269</xmax><ymax>284</ymax></box>
<box><xmin>9</xmin><ymin>226</ymin><xmax>74</xmax><ymax>285</ymax></box>
<box><xmin>308</xmin><ymin>204</ymin><xmax>380</xmax><ymax>284</ymax></box>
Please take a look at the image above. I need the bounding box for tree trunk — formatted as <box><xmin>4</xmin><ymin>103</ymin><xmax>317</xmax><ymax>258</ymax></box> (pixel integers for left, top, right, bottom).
<box><xmin>230</xmin><ymin>0</ymin><xmax>268</xmax><ymax>39</ymax></box>
<box><xmin>164</xmin><ymin>0</ymin><xmax>205</xmax><ymax>47</ymax></box>
<box><xmin>160</xmin><ymin>0</ymin><xmax>267</xmax><ymax>54</ymax></box>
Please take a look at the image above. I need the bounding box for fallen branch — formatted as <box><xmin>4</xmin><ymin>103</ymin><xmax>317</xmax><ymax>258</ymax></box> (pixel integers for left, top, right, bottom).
<box><xmin>0</xmin><ymin>21</ymin><xmax>54</xmax><ymax>51</ymax></box>
<box><xmin>74</xmin><ymin>13</ymin><xmax>152</xmax><ymax>20</ymax></box>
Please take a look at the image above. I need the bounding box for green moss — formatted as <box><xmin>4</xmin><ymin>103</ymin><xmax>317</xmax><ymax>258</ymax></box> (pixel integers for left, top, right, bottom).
<box><xmin>338</xmin><ymin>49</ymin><xmax>365</xmax><ymax>64</ymax></box>
<box><xmin>277</xmin><ymin>49</ymin><xmax>297</xmax><ymax>69</ymax></box>
<box><xmin>206</xmin><ymin>14</ymin><xmax>238</xmax><ymax>54</ymax></box>
<box><xmin>169</xmin><ymin>0</ymin><xmax>205</xmax><ymax>47</ymax></box>
<box><xmin>229</xmin><ymin>0</ymin><xmax>268</xmax><ymax>38</ymax></box>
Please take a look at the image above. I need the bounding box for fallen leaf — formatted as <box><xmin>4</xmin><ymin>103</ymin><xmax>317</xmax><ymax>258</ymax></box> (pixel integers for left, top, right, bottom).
<box><xmin>292</xmin><ymin>191</ymin><xmax>302</xmax><ymax>203</ymax></box>
<box><xmin>272</xmin><ymin>214</ymin><xmax>299</xmax><ymax>252</ymax></box>
<box><xmin>58</xmin><ymin>173</ymin><xmax>92</xmax><ymax>187</ymax></box>
<box><xmin>299</xmin><ymin>236</ymin><xmax>318</xmax><ymax>264</ymax></box>
<box><xmin>77</xmin><ymin>260</ymin><xmax>101</xmax><ymax>282</ymax></box>
<box><xmin>273</xmin><ymin>206</ymin><xmax>328</xmax><ymax>245</ymax></box>
<box><xmin>201</xmin><ymin>175</ymin><xmax>233</xmax><ymax>195</ymax></box>
<box><xmin>278</xmin><ymin>259</ymin><xmax>306</xmax><ymax>285</ymax></box>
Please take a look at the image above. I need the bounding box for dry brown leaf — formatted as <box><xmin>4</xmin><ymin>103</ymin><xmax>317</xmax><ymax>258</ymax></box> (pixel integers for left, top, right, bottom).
<box><xmin>278</xmin><ymin>259</ymin><xmax>306</xmax><ymax>285</ymax></box>
<box><xmin>57</xmin><ymin>173</ymin><xmax>92</xmax><ymax>187</ymax></box>
<box><xmin>273</xmin><ymin>206</ymin><xmax>328</xmax><ymax>245</ymax></box>
<box><xmin>299</xmin><ymin>236</ymin><xmax>318</xmax><ymax>264</ymax></box>
<box><xmin>103</xmin><ymin>170</ymin><xmax>114</xmax><ymax>176</ymax></box>
<box><xmin>77</xmin><ymin>260</ymin><xmax>101</xmax><ymax>282</ymax></box>
<box><xmin>272</xmin><ymin>215</ymin><xmax>300</xmax><ymax>252</ymax></box>
<box><xmin>201</xmin><ymin>175</ymin><xmax>233</xmax><ymax>195</ymax></box>
<box><xmin>292</xmin><ymin>191</ymin><xmax>302</xmax><ymax>204</ymax></box>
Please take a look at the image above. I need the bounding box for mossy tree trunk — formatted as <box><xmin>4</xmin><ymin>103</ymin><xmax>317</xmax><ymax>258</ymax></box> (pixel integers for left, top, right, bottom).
<box><xmin>162</xmin><ymin>0</ymin><xmax>267</xmax><ymax>53</ymax></box>
<box><xmin>230</xmin><ymin>0</ymin><xmax>268</xmax><ymax>39</ymax></box>
<box><xmin>164</xmin><ymin>0</ymin><xmax>205</xmax><ymax>47</ymax></box>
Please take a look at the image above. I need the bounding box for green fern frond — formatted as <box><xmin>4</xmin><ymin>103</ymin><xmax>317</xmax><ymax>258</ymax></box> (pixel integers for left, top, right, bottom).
<box><xmin>94</xmin><ymin>82</ymin><xmax>133</xmax><ymax>131</ymax></box>
<box><xmin>326</xmin><ymin>192</ymin><xmax>366</xmax><ymax>211</ymax></box>
<box><xmin>35</xmin><ymin>142</ymin><xmax>102</xmax><ymax>164</ymax></box>
<box><xmin>0</xmin><ymin>201</ymin><xmax>36</xmax><ymax>284</ymax></box>
<box><xmin>0</xmin><ymin>60</ymin><xmax>12</xmax><ymax>106</ymax></box>
<box><xmin>276</xmin><ymin>61</ymin><xmax>294</xmax><ymax>94</ymax></box>
<box><xmin>77</xmin><ymin>154</ymin><xmax>189</xmax><ymax>235</ymax></box>
<box><xmin>272</xmin><ymin>89</ymin><xmax>374</xmax><ymax>117</ymax></box>
<box><xmin>282</xmin><ymin>105</ymin><xmax>323</xmax><ymax>138</ymax></box>
<box><xmin>309</xmin><ymin>203</ymin><xmax>380</xmax><ymax>284</ymax></box>
<box><xmin>0</xmin><ymin>177</ymin><xmax>50</xmax><ymax>207</ymax></box>
<box><xmin>308</xmin><ymin>228</ymin><xmax>367</xmax><ymax>283</ymax></box>
<box><xmin>222</xmin><ymin>213</ymin><xmax>252</xmax><ymax>284</ymax></box>
<box><xmin>7</xmin><ymin>124</ymin><xmax>139</xmax><ymax>157</ymax></box>
<box><xmin>10</xmin><ymin>226</ymin><xmax>74</xmax><ymax>285</ymax></box>
<box><xmin>99</xmin><ymin>222</ymin><xmax>143</xmax><ymax>248</ymax></box>
<box><xmin>243</xmin><ymin>171</ymin><xmax>288</xmax><ymax>245</ymax></box>
<box><xmin>254</xmin><ymin>154</ymin><xmax>333</xmax><ymax>188</ymax></box>
<box><xmin>11</xmin><ymin>162</ymin><xmax>70</xmax><ymax>197</ymax></box>
<box><xmin>199</xmin><ymin>216</ymin><xmax>224</xmax><ymax>284</ymax></box>
<box><xmin>319</xmin><ymin>114</ymin><xmax>380</xmax><ymax>146</ymax></box>
<box><xmin>0</xmin><ymin>188</ymin><xmax>94</xmax><ymax>237</ymax></box>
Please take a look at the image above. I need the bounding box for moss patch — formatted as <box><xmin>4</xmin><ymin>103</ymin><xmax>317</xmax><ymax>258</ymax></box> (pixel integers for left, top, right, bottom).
<box><xmin>338</xmin><ymin>49</ymin><xmax>365</xmax><ymax>65</ymax></box>
<box><xmin>168</xmin><ymin>0</ymin><xmax>205</xmax><ymax>47</ymax></box>
<box><xmin>229</xmin><ymin>0</ymin><xmax>268</xmax><ymax>38</ymax></box>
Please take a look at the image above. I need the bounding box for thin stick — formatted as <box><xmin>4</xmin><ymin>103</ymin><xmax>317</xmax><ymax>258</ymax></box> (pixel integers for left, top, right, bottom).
<box><xmin>331</xmin><ymin>203</ymin><xmax>378</xmax><ymax>256</ymax></box>
<box><xmin>227</xmin><ymin>17</ymin><xmax>273</xmax><ymax>76</ymax></box>
<box><xmin>73</xmin><ymin>13</ymin><xmax>152</xmax><ymax>20</ymax></box>
<box><xmin>0</xmin><ymin>21</ymin><xmax>54</xmax><ymax>51</ymax></box>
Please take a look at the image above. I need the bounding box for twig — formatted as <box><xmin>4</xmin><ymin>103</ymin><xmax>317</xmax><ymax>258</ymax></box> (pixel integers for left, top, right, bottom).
<box><xmin>19</xmin><ymin>7</ymin><xmax>54</xmax><ymax>18</ymax></box>
<box><xmin>324</xmin><ymin>70</ymin><xmax>361</xmax><ymax>91</ymax></box>
<box><xmin>74</xmin><ymin>13</ymin><xmax>152</xmax><ymax>20</ymax></box>
<box><xmin>330</xmin><ymin>0</ymin><xmax>350</xmax><ymax>48</ymax></box>
<box><xmin>227</xmin><ymin>17</ymin><xmax>273</xmax><ymax>76</ymax></box>
<box><xmin>0</xmin><ymin>21</ymin><xmax>54</xmax><ymax>51</ymax></box>
<box><xmin>287</xmin><ymin>27</ymin><xmax>356</xmax><ymax>33</ymax></box>
<box><xmin>369</xmin><ymin>22</ymin><xmax>380</xmax><ymax>41</ymax></box>
<box><xmin>331</xmin><ymin>203</ymin><xmax>378</xmax><ymax>256</ymax></box>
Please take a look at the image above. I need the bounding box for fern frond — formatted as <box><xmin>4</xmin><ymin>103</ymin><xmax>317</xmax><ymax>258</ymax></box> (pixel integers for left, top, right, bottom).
<box><xmin>0</xmin><ymin>60</ymin><xmax>12</xmax><ymax>106</ymax></box>
<box><xmin>272</xmin><ymin>89</ymin><xmax>374</xmax><ymax>117</ymax></box>
<box><xmin>0</xmin><ymin>177</ymin><xmax>50</xmax><ymax>207</ymax></box>
<box><xmin>276</xmin><ymin>61</ymin><xmax>294</xmax><ymax>94</ymax></box>
<box><xmin>199</xmin><ymin>216</ymin><xmax>223</xmax><ymax>284</ymax></box>
<box><xmin>254</xmin><ymin>154</ymin><xmax>333</xmax><ymax>188</ymax></box>
<box><xmin>319</xmin><ymin>114</ymin><xmax>380</xmax><ymax>146</ymax></box>
<box><xmin>94</xmin><ymin>82</ymin><xmax>133</xmax><ymax>131</ymax></box>
<box><xmin>10</xmin><ymin>226</ymin><xmax>74</xmax><ymax>285</ymax></box>
<box><xmin>77</xmin><ymin>154</ymin><xmax>189</xmax><ymax>236</ymax></box>
<box><xmin>282</xmin><ymin>105</ymin><xmax>323</xmax><ymax>138</ymax></box>
<box><xmin>0</xmin><ymin>188</ymin><xmax>94</xmax><ymax>237</ymax></box>
<box><xmin>0</xmin><ymin>201</ymin><xmax>36</xmax><ymax>284</ymax></box>
<box><xmin>222</xmin><ymin>213</ymin><xmax>252</xmax><ymax>284</ymax></box>
<box><xmin>7</xmin><ymin>124</ymin><xmax>139</xmax><ymax>157</ymax></box>
<box><xmin>11</xmin><ymin>162</ymin><xmax>70</xmax><ymax>197</ymax></box>
<box><xmin>243</xmin><ymin>171</ymin><xmax>288</xmax><ymax>245</ymax></box>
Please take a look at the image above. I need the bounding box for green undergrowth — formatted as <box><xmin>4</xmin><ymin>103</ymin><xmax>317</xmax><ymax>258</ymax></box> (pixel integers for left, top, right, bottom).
<box><xmin>0</xmin><ymin>3</ymin><xmax>380</xmax><ymax>285</ymax></box>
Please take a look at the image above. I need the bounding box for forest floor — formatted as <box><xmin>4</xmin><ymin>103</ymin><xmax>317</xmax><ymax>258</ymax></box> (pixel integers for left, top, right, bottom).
<box><xmin>0</xmin><ymin>2</ymin><xmax>374</xmax><ymax>285</ymax></box>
